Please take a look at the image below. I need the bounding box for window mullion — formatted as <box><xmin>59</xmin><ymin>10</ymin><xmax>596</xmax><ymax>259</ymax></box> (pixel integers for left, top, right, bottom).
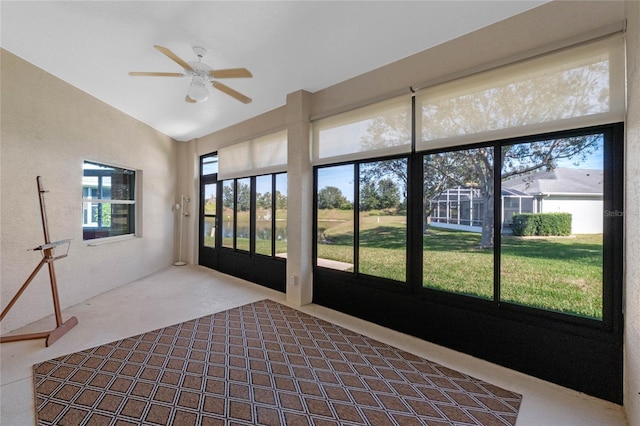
<box><xmin>354</xmin><ymin>163</ymin><xmax>360</xmax><ymax>275</ymax></box>
<box><xmin>271</xmin><ymin>174</ymin><xmax>276</xmax><ymax>257</ymax></box>
<box><xmin>494</xmin><ymin>142</ymin><xmax>502</xmax><ymax>306</ymax></box>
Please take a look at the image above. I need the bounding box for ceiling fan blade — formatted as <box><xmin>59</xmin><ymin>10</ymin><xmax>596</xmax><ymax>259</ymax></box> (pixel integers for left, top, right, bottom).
<box><xmin>185</xmin><ymin>95</ymin><xmax>197</xmax><ymax>103</ymax></box>
<box><xmin>129</xmin><ymin>72</ymin><xmax>185</xmax><ymax>77</ymax></box>
<box><xmin>212</xmin><ymin>82</ymin><xmax>252</xmax><ymax>104</ymax></box>
<box><xmin>209</xmin><ymin>68</ymin><xmax>252</xmax><ymax>79</ymax></box>
<box><xmin>154</xmin><ymin>45</ymin><xmax>194</xmax><ymax>72</ymax></box>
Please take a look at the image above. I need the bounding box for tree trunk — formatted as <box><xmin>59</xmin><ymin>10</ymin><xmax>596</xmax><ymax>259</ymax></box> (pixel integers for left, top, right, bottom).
<box><xmin>481</xmin><ymin>191</ymin><xmax>494</xmax><ymax>249</ymax></box>
<box><xmin>423</xmin><ymin>197</ymin><xmax>429</xmax><ymax>234</ymax></box>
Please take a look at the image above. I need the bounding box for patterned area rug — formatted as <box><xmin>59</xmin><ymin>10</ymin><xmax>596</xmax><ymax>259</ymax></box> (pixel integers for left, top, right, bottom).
<box><xmin>33</xmin><ymin>299</ymin><xmax>522</xmax><ymax>425</ymax></box>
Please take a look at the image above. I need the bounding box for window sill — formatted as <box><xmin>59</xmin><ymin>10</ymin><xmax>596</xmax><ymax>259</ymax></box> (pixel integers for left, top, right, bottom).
<box><xmin>85</xmin><ymin>234</ymin><xmax>137</xmax><ymax>246</ymax></box>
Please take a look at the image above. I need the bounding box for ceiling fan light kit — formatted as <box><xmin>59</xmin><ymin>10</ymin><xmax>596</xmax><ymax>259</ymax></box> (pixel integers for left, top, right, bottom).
<box><xmin>129</xmin><ymin>45</ymin><xmax>252</xmax><ymax>104</ymax></box>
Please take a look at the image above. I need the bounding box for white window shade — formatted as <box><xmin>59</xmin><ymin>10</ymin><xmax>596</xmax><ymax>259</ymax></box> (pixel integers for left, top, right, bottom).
<box><xmin>252</xmin><ymin>131</ymin><xmax>288</xmax><ymax>175</ymax></box>
<box><xmin>312</xmin><ymin>95</ymin><xmax>412</xmax><ymax>165</ymax></box>
<box><xmin>218</xmin><ymin>130</ymin><xmax>287</xmax><ymax>180</ymax></box>
<box><xmin>416</xmin><ymin>35</ymin><xmax>625</xmax><ymax>152</ymax></box>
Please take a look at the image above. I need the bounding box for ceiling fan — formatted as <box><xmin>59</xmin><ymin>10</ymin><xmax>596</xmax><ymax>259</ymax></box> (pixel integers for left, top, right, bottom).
<box><xmin>129</xmin><ymin>45</ymin><xmax>252</xmax><ymax>104</ymax></box>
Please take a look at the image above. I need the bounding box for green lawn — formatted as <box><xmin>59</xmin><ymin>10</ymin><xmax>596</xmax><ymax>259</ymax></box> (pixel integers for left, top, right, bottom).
<box><xmin>318</xmin><ymin>214</ymin><xmax>603</xmax><ymax>319</ymax></box>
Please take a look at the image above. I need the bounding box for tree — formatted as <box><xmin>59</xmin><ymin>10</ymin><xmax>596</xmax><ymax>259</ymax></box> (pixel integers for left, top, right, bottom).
<box><xmin>359</xmin><ymin>182</ymin><xmax>379</xmax><ymax>211</ymax></box>
<box><xmin>257</xmin><ymin>192</ymin><xmax>272</xmax><ymax>210</ymax></box>
<box><xmin>377</xmin><ymin>178</ymin><xmax>401</xmax><ymax>210</ymax></box>
<box><xmin>318</xmin><ymin>186</ymin><xmax>351</xmax><ymax>210</ymax></box>
<box><xmin>222</xmin><ymin>183</ymin><xmax>234</xmax><ymax>209</ymax></box>
<box><xmin>236</xmin><ymin>182</ymin><xmax>250</xmax><ymax>211</ymax></box>
<box><xmin>222</xmin><ymin>181</ymin><xmax>251</xmax><ymax>211</ymax></box>
<box><xmin>275</xmin><ymin>191</ymin><xmax>287</xmax><ymax>210</ymax></box>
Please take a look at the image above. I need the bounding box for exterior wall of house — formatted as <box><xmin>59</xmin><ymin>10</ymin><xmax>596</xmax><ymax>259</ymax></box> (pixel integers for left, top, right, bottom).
<box><xmin>0</xmin><ymin>49</ymin><xmax>178</xmax><ymax>334</ymax></box>
<box><xmin>541</xmin><ymin>196</ymin><xmax>603</xmax><ymax>234</ymax></box>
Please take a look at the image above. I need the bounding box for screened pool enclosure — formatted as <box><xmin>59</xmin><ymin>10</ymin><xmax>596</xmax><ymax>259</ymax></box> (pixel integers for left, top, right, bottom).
<box><xmin>429</xmin><ymin>186</ymin><xmax>534</xmax><ymax>232</ymax></box>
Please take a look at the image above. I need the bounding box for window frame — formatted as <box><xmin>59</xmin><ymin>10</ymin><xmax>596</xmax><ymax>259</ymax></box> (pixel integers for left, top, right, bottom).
<box><xmin>413</xmin><ymin>123</ymin><xmax>624</xmax><ymax>331</ymax></box>
<box><xmin>200</xmin><ymin>153</ymin><xmax>218</xmax><ymax>251</ymax></box>
<box><xmin>82</xmin><ymin>160</ymin><xmax>137</xmax><ymax>243</ymax></box>
<box><xmin>314</xmin><ymin>153</ymin><xmax>412</xmax><ymax>288</ymax></box>
<box><xmin>217</xmin><ymin>172</ymin><xmax>288</xmax><ymax>260</ymax></box>
<box><xmin>314</xmin><ymin>123</ymin><xmax>623</xmax><ymax>334</ymax></box>
<box><xmin>490</xmin><ymin>124</ymin><xmax>622</xmax><ymax>332</ymax></box>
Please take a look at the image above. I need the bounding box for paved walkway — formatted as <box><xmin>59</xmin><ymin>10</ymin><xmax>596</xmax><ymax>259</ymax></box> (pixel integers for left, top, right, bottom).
<box><xmin>276</xmin><ymin>253</ymin><xmax>353</xmax><ymax>271</ymax></box>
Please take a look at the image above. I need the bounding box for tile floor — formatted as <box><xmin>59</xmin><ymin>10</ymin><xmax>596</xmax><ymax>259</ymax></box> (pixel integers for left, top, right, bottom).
<box><xmin>0</xmin><ymin>265</ymin><xmax>628</xmax><ymax>425</ymax></box>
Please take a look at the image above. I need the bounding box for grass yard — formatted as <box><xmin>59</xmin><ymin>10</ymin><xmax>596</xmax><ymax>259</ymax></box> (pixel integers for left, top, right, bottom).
<box><xmin>500</xmin><ymin>233</ymin><xmax>603</xmax><ymax>318</ymax></box>
<box><xmin>317</xmin><ymin>214</ymin><xmax>603</xmax><ymax>319</ymax></box>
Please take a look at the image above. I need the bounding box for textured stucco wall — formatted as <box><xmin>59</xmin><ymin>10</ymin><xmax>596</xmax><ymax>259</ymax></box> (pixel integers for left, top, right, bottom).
<box><xmin>0</xmin><ymin>50</ymin><xmax>178</xmax><ymax>333</ymax></box>
<box><xmin>624</xmin><ymin>0</ymin><xmax>640</xmax><ymax>422</ymax></box>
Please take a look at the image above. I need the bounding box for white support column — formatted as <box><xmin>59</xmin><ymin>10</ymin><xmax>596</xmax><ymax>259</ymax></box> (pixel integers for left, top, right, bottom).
<box><xmin>286</xmin><ymin>90</ymin><xmax>313</xmax><ymax>306</ymax></box>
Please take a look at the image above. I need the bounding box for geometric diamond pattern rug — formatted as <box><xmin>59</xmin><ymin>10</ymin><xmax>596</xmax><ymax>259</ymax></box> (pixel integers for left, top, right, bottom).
<box><xmin>33</xmin><ymin>299</ymin><xmax>522</xmax><ymax>425</ymax></box>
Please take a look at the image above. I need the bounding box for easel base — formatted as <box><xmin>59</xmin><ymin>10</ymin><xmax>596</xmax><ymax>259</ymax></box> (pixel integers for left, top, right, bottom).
<box><xmin>0</xmin><ymin>316</ymin><xmax>78</xmax><ymax>347</ymax></box>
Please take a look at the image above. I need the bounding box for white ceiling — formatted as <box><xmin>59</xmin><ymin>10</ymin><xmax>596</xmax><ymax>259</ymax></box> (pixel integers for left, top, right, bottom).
<box><xmin>1</xmin><ymin>1</ymin><xmax>545</xmax><ymax>142</ymax></box>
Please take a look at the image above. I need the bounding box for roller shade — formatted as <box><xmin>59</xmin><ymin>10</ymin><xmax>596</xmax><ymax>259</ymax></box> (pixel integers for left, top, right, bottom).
<box><xmin>218</xmin><ymin>130</ymin><xmax>287</xmax><ymax>180</ymax></box>
<box><xmin>416</xmin><ymin>35</ymin><xmax>625</xmax><ymax>151</ymax></box>
<box><xmin>312</xmin><ymin>95</ymin><xmax>412</xmax><ymax>165</ymax></box>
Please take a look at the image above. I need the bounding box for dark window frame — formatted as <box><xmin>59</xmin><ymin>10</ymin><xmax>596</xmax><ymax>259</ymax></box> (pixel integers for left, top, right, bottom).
<box><xmin>82</xmin><ymin>160</ymin><xmax>136</xmax><ymax>241</ymax></box>
<box><xmin>199</xmin><ymin>153</ymin><xmax>218</xmax><ymax>251</ymax></box>
<box><xmin>314</xmin><ymin>123</ymin><xmax>623</xmax><ymax>336</ymax></box>
<box><xmin>314</xmin><ymin>154</ymin><xmax>413</xmax><ymax>290</ymax></box>
<box><xmin>215</xmin><ymin>173</ymin><xmax>288</xmax><ymax>261</ymax></box>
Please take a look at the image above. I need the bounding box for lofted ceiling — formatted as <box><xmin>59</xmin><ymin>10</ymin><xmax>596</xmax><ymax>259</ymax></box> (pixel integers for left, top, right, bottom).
<box><xmin>1</xmin><ymin>1</ymin><xmax>546</xmax><ymax>142</ymax></box>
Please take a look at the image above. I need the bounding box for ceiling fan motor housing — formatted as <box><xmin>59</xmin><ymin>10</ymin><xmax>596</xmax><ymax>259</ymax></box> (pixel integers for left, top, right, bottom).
<box><xmin>192</xmin><ymin>46</ymin><xmax>207</xmax><ymax>59</ymax></box>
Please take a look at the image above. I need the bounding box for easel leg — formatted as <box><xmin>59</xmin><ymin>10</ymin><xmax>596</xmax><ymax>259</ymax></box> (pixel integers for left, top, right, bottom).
<box><xmin>45</xmin><ymin>249</ymin><xmax>64</xmax><ymax>327</ymax></box>
<box><xmin>0</xmin><ymin>259</ymin><xmax>47</xmax><ymax>322</ymax></box>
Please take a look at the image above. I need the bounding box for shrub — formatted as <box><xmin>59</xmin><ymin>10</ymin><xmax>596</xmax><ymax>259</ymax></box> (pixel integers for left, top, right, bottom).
<box><xmin>511</xmin><ymin>213</ymin><xmax>572</xmax><ymax>236</ymax></box>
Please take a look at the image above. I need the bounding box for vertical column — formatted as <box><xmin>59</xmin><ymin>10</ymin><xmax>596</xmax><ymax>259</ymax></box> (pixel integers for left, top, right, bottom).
<box><xmin>177</xmin><ymin>139</ymin><xmax>198</xmax><ymax>265</ymax></box>
<box><xmin>624</xmin><ymin>0</ymin><xmax>640</xmax><ymax>419</ymax></box>
<box><xmin>286</xmin><ymin>90</ymin><xmax>313</xmax><ymax>306</ymax></box>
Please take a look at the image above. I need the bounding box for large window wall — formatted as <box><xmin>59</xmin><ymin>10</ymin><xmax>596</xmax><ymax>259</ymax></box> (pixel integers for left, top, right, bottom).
<box><xmin>312</xmin><ymin>35</ymin><xmax>625</xmax><ymax>403</ymax></box>
<box><xmin>199</xmin><ymin>131</ymin><xmax>288</xmax><ymax>292</ymax></box>
<box><xmin>316</xmin><ymin>127</ymin><xmax>619</xmax><ymax>321</ymax></box>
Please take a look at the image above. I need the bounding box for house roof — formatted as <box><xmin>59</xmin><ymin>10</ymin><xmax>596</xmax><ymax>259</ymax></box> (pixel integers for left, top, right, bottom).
<box><xmin>502</xmin><ymin>168</ymin><xmax>603</xmax><ymax>195</ymax></box>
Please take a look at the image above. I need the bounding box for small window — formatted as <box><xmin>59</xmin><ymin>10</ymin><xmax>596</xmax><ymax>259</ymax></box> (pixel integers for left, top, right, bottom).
<box><xmin>82</xmin><ymin>161</ymin><xmax>136</xmax><ymax>241</ymax></box>
<box><xmin>202</xmin><ymin>155</ymin><xmax>219</xmax><ymax>175</ymax></box>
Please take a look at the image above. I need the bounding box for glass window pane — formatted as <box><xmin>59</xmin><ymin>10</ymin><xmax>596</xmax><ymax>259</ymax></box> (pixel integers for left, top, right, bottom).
<box><xmin>202</xmin><ymin>155</ymin><xmax>218</xmax><ymax>175</ymax></box>
<box><xmin>109</xmin><ymin>204</ymin><xmax>134</xmax><ymax>235</ymax></box>
<box><xmin>358</xmin><ymin>159</ymin><xmax>407</xmax><ymax>281</ymax></box>
<box><xmin>500</xmin><ymin>134</ymin><xmax>604</xmax><ymax>319</ymax></box>
<box><xmin>236</xmin><ymin>178</ymin><xmax>251</xmax><ymax>251</ymax></box>
<box><xmin>423</xmin><ymin>147</ymin><xmax>494</xmax><ymax>299</ymax></box>
<box><xmin>101</xmin><ymin>177</ymin><xmax>112</xmax><ymax>199</ymax></box>
<box><xmin>222</xmin><ymin>180</ymin><xmax>234</xmax><ymax>249</ymax></box>
<box><xmin>317</xmin><ymin>165</ymin><xmax>354</xmax><ymax>271</ymax></box>
<box><xmin>203</xmin><ymin>183</ymin><xmax>216</xmax><ymax>248</ymax></box>
<box><xmin>82</xmin><ymin>161</ymin><xmax>135</xmax><ymax>241</ymax></box>
<box><xmin>275</xmin><ymin>173</ymin><xmax>288</xmax><ymax>256</ymax></box>
<box><xmin>255</xmin><ymin>175</ymin><xmax>273</xmax><ymax>256</ymax></box>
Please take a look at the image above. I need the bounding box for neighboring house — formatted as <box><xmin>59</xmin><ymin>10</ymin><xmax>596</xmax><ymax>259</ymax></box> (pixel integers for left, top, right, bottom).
<box><xmin>430</xmin><ymin>168</ymin><xmax>603</xmax><ymax>234</ymax></box>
